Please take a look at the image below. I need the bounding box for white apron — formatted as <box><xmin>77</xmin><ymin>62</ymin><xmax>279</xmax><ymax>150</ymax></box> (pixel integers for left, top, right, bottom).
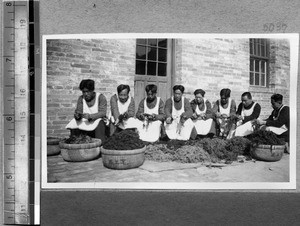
<box><xmin>137</xmin><ymin>97</ymin><xmax>162</xmax><ymax>142</ymax></box>
<box><xmin>66</xmin><ymin>93</ymin><xmax>102</xmax><ymax>131</ymax></box>
<box><xmin>266</xmin><ymin>105</ymin><xmax>288</xmax><ymax>135</ymax></box>
<box><xmin>234</xmin><ymin>102</ymin><xmax>258</xmax><ymax>137</ymax></box>
<box><xmin>193</xmin><ymin>99</ymin><xmax>214</xmax><ymax>135</ymax></box>
<box><xmin>217</xmin><ymin>98</ymin><xmax>232</xmax><ymax>138</ymax></box>
<box><xmin>113</xmin><ymin>96</ymin><xmax>140</xmax><ymax>130</ymax></box>
<box><xmin>165</xmin><ymin>97</ymin><xmax>194</xmax><ymax>140</ymax></box>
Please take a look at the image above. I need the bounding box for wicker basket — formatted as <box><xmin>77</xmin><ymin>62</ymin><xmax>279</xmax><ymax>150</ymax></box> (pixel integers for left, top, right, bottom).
<box><xmin>59</xmin><ymin>138</ymin><xmax>101</xmax><ymax>162</ymax></box>
<box><xmin>101</xmin><ymin>146</ymin><xmax>146</xmax><ymax>170</ymax></box>
<box><xmin>250</xmin><ymin>144</ymin><xmax>285</xmax><ymax>162</ymax></box>
<box><xmin>47</xmin><ymin>137</ymin><xmax>61</xmax><ymax>156</ymax></box>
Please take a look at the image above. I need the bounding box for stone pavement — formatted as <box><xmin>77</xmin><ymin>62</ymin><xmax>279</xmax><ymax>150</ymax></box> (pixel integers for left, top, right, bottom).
<box><xmin>47</xmin><ymin>153</ymin><xmax>290</xmax><ymax>183</ymax></box>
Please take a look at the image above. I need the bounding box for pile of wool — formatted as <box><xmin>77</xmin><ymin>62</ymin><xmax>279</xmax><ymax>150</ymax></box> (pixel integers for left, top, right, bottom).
<box><xmin>245</xmin><ymin>130</ymin><xmax>285</xmax><ymax>145</ymax></box>
<box><xmin>145</xmin><ymin>144</ymin><xmax>175</xmax><ymax>162</ymax></box>
<box><xmin>173</xmin><ymin>145</ymin><xmax>211</xmax><ymax>163</ymax></box>
<box><xmin>64</xmin><ymin>134</ymin><xmax>93</xmax><ymax>144</ymax></box>
<box><xmin>103</xmin><ymin>130</ymin><xmax>145</xmax><ymax>150</ymax></box>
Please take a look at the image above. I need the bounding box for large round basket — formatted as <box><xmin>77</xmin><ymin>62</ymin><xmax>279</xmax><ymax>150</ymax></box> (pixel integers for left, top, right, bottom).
<box><xmin>47</xmin><ymin>137</ymin><xmax>61</xmax><ymax>156</ymax></box>
<box><xmin>250</xmin><ymin>144</ymin><xmax>285</xmax><ymax>162</ymax></box>
<box><xmin>101</xmin><ymin>146</ymin><xmax>146</xmax><ymax>170</ymax></box>
<box><xmin>59</xmin><ymin>138</ymin><xmax>101</xmax><ymax>162</ymax></box>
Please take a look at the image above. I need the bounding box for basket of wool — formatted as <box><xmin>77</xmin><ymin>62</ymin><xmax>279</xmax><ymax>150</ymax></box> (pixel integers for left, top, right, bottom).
<box><xmin>101</xmin><ymin>130</ymin><xmax>146</xmax><ymax>170</ymax></box>
<box><xmin>246</xmin><ymin>130</ymin><xmax>286</xmax><ymax>162</ymax></box>
<box><xmin>59</xmin><ymin>135</ymin><xmax>101</xmax><ymax>162</ymax></box>
<box><xmin>47</xmin><ymin>137</ymin><xmax>61</xmax><ymax>156</ymax></box>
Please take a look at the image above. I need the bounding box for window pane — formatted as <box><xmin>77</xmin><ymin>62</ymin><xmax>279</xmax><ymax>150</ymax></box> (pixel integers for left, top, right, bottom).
<box><xmin>255</xmin><ymin>73</ymin><xmax>260</xmax><ymax>85</ymax></box>
<box><xmin>250</xmin><ymin>72</ymin><xmax>254</xmax><ymax>85</ymax></box>
<box><xmin>147</xmin><ymin>62</ymin><xmax>156</xmax><ymax>75</ymax></box>
<box><xmin>250</xmin><ymin>40</ymin><xmax>253</xmax><ymax>55</ymax></box>
<box><xmin>261</xmin><ymin>44</ymin><xmax>266</xmax><ymax>57</ymax></box>
<box><xmin>158</xmin><ymin>48</ymin><xmax>167</xmax><ymax>62</ymax></box>
<box><xmin>158</xmin><ymin>63</ymin><xmax>167</xmax><ymax>76</ymax></box>
<box><xmin>261</xmin><ymin>73</ymin><xmax>265</xmax><ymax>86</ymax></box>
<box><xmin>257</xmin><ymin>42</ymin><xmax>261</xmax><ymax>56</ymax></box>
<box><xmin>254</xmin><ymin>39</ymin><xmax>257</xmax><ymax>55</ymax></box>
<box><xmin>261</xmin><ymin>60</ymin><xmax>266</xmax><ymax>73</ymax></box>
<box><xmin>136</xmin><ymin>60</ymin><xmax>146</xmax><ymax>75</ymax></box>
<box><xmin>158</xmin><ymin>39</ymin><xmax>167</xmax><ymax>48</ymax></box>
<box><xmin>250</xmin><ymin>59</ymin><xmax>254</xmax><ymax>72</ymax></box>
<box><xmin>147</xmin><ymin>47</ymin><xmax>157</xmax><ymax>61</ymax></box>
<box><xmin>136</xmin><ymin>46</ymin><xmax>146</xmax><ymax>59</ymax></box>
<box><xmin>137</xmin><ymin>39</ymin><xmax>146</xmax><ymax>45</ymax></box>
<box><xmin>148</xmin><ymin>39</ymin><xmax>157</xmax><ymax>46</ymax></box>
<box><xmin>255</xmin><ymin>60</ymin><xmax>260</xmax><ymax>72</ymax></box>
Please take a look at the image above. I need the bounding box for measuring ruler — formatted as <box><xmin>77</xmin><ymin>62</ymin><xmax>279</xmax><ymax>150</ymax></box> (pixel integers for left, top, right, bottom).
<box><xmin>2</xmin><ymin>0</ymin><xmax>40</xmax><ymax>224</ymax></box>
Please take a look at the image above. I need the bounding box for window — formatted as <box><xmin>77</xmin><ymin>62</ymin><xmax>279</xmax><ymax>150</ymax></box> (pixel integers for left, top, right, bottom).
<box><xmin>249</xmin><ymin>39</ymin><xmax>269</xmax><ymax>87</ymax></box>
<box><xmin>135</xmin><ymin>39</ymin><xmax>168</xmax><ymax>76</ymax></box>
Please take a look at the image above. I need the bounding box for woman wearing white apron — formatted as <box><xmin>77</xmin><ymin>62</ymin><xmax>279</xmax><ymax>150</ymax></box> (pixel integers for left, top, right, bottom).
<box><xmin>190</xmin><ymin>89</ymin><xmax>215</xmax><ymax>137</ymax></box>
<box><xmin>66</xmin><ymin>79</ymin><xmax>107</xmax><ymax>142</ymax></box>
<box><xmin>212</xmin><ymin>88</ymin><xmax>237</xmax><ymax>138</ymax></box>
<box><xmin>257</xmin><ymin>94</ymin><xmax>289</xmax><ymax>143</ymax></box>
<box><xmin>136</xmin><ymin>84</ymin><xmax>165</xmax><ymax>142</ymax></box>
<box><xmin>110</xmin><ymin>84</ymin><xmax>140</xmax><ymax>135</ymax></box>
<box><xmin>164</xmin><ymin>85</ymin><xmax>194</xmax><ymax>140</ymax></box>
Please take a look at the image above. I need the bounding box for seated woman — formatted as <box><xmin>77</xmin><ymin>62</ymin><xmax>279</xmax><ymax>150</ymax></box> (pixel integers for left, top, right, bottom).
<box><xmin>190</xmin><ymin>89</ymin><xmax>216</xmax><ymax>138</ymax></box>
<box><xmin>65</xmin><ymin>79</ymin><xmax>107</xmax><ymax>142</ymax></box>
<box><xmin>256</xmin><ymin>93</ymin><xmax>289</xmax><ymax>143</ymax></box>
<box><xmin>233</xmin><ymin>92</ymin><xmax>261</xmax><ymax>137</ymax></box>
<box><xmin>164</xmin><ymin>85</ymin><xmax>194</xmax><ymax>140</ymax></box>
<box><xmin>212</xmin><ymin>88</ymin><xmax>237</xmax><ymax>138</ymax></box>
<box><xmin>136</xmin><ymin>84</ymin><xmax>166</xmax><ymax>142</ymax></box>
<box><xmin>109</xmin><ymin>84</ymin><xmax>140</xmax><ymax>135</ymax></box>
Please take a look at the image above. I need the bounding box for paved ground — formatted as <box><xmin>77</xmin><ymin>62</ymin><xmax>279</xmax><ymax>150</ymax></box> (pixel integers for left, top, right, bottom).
<box><xmin>47</xmin><ymin>152</ymin><xmax>290</xmax><ymax>183</ymax></box>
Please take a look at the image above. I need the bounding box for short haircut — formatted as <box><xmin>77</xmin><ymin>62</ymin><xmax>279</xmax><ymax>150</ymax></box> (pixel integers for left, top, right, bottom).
<box><xmin>145</xmin><ymin>84</ymin><xmax>157</xmax><ymax>93</ymax></box>
<box><xmin>241</xmin><ymin>92</ymin><xmax>252</xmax><ymax>99</ymax></box>
<box><xmin>173</xmin><ymin>85</ymin><xmax>185</xmax><ymax>93</ymax></box>
<box><xmin>194</xmin><ymin>89</ymin><xmax>205</xmax><ymax>97</ymax></box>
<box><xmin>79</xmin><ymin>79</ymin><xmax>95</xmax><ymax>91</ymax></box>
<box><xmin>271</xmin><ymin>93</ymin><xmax>283</xmax><ymax>103</ymax></box>
<box><xmin>117</xmin><ymin>84</ymin><xmax>130</xmax><ymax>94</ymax></box>
<box><xmin>220</xmin><ymin>88</ymin><xmax>231</xmax><ymax>98</ymax></box>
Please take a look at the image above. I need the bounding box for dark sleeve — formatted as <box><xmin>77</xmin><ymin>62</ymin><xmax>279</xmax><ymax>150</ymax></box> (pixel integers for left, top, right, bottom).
<box><xmin>243</xmin><ymin>103</ymin><xmax>261</xmax><ymax>123</ymax></box>
<box><xmin>183</xmin><ymin>98</ymin><xmax>193</xmax><ymax>118</ymax></box>
<box><xmin>266</xmin><ymin>106</ymin><xmax>289</xmax><ymax>128</ymax></box>
<box><xmin>90</xmin><ymin>94</ymin><xmax>107</xmax><ymax>120</ymax></box>
<box><xmin>230</xmin><ymin>99</ymin><xmax>237</xmax><ymax>115</ymax></box>
<box><xmin>164</xmin><ymin>98</ymin><xmax>173</xmax><ymax>118</ymax></box>
<box><xmin>205</xmin><ymin>100</ymin><xmax>213</xmax><ymax>119</ymax></box>
<box><xmin>212</xmin><ymin>100</ymin><xmax>219</xmax><ymax>114</ymax></box>
<box><xmin>156</xmin><ymin>99</ymin><xmax>166</xmax><ymax>121</ymax></box>
<box><xmin>236</xmin><ymin>103</ymin><xmax>243</xmax><ymax>115</ymax></box>
<box><xmin>135</xmin><ymin>99</ymin><xmax>145</xmax><ymax>119</ymax></box>
<box><xmin>74</xmin><ymin>96</ymin><xmax>83</xmax><ymax>115</ymax></box>
<box><xmin>127</xmin><ymin>97</ymin><xmax>135</xmax><ymax>118</ymax></box>
<box><xmin>190</xmin><ymin>100</ymin><xmax>196</xmax><ymax>113</ymax></box>
<box><xmin>110</xmin><ymin>94</ymin><xmax>120</xmax><ymax>120</ymax></box>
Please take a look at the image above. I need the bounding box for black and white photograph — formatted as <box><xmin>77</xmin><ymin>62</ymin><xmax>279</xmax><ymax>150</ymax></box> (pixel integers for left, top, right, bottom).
<box><xmin>42</xmin><ymin>33</ymin><xmax>298</xmax><ymax>189</ymax></box>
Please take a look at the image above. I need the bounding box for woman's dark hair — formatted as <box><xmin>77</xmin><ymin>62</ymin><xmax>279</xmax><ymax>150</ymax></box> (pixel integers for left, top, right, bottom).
<box><xmin>241</xmin><ymin>92</ymin><xmax>252</xmax><ymax>99</ymax></box>
<box><xmin>220</xmin><ymin>88</ymin><xmax>231</xmax><ymax>98</ymax></box>
<box><xmin>79</xmin><ymin>79</ymin><xmax>95</xmax><ymax>91</ymax></box>
<box><xmin>194</xmin><ymin>89</ymin><xmax>205</xmax><ymax>97</ymax></box>
<box><xmin>271</xmin><ymin>93</ymin><xmax>283</xmax><ymax>103</ymax></box>
<box><xmin>117</xmin><ymin>84</ymin><xmax>130</xmax><ymax>94</ymax></box>
<box><xmin>145</xmin><ymin>84</ymin><xmax>157</xmax><ymax>93</ymax></box>
<box><xmin>173</xmin><ymin>85</ymin><xmax>185</xmax><ymax>93</ymax></box>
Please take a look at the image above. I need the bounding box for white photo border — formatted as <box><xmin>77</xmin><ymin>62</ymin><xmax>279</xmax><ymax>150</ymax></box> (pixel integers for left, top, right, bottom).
<box><xmin>41</xmin><ymin>33</ymin><xmax>298</xmax><ymax>190</ymax></box>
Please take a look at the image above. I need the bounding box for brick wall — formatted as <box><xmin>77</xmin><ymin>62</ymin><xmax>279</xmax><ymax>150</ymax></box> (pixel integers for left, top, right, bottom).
<box><xmin>47</xmin><ymin>38</ymin><xmax>290</xmax><ymax>137</ymax></box>
<box><xmin>175</xmin><ymin>38</ymin><xmax>290</xmax><ymax>119</ymax></box>
<box><xmin>47</xmin><ymin>39</ymin><xmax>136</xmax><ymax>137</ymax></box>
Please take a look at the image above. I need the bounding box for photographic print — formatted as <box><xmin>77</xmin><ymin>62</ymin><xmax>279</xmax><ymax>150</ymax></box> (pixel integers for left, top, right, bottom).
<box><xmin>42</xmin><ymin>33</ymin><xmax>298</xmax><ymax>189</ymax></box>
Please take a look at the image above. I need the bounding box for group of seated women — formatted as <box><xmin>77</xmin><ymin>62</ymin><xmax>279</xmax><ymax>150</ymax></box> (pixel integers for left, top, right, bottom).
<box><xmin>65</xmin><ymin>79</ymin><xmax>290</xmax><ymax>144</ymax></box>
